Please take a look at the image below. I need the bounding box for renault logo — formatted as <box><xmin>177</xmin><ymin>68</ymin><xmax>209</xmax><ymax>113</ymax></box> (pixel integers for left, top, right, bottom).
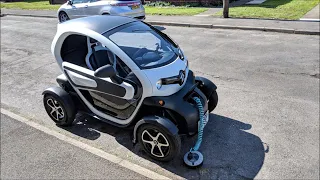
<box><xmin>179</xmin><ymin>70</ymin><xmax>185</xmax><ymax>85</ymax></box>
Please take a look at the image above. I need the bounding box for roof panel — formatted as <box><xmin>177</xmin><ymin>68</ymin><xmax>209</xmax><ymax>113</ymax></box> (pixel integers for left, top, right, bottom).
<box><xmin>60</xmin><ymin>15</ymin><xmax>137</xmax><ymax>34</ymax></box>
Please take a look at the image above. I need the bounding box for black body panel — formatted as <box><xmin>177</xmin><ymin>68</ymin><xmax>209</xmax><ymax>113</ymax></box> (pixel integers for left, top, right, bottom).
<box><xmin>195</xmin><ymin>76</ymin><xmax>217</xmax><ymax>97</ymax></box>
<box><xmin>143</xmin><ymin>70</ymin><xmax>208</xmax><ymax>135</ymax></box>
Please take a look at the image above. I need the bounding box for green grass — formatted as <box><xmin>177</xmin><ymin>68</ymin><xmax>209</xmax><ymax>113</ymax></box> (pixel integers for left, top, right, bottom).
<box><xmin>0</xmin><ymin>0</ymin><xmax>60</xmax><ymax>10</ymax></box>
<box><xmin>0</xmin><ymin>0</ymin><xmax>207</xmax><ymax>15</ymax></box>
<box><xmin>145</xmin><ymin>6</ymin><xmax>207</xmax><ymax>15</ymax></box>
<box><xmin>215</xmin><ymin>0</ymin><xmax>319</xmax><ymax>20</ymax></box>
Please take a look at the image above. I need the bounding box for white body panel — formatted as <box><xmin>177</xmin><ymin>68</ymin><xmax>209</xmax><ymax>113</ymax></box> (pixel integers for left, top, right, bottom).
<box><xmin>51</xmin><ymin>19</ymin><xmax>189</xmax><ymax>125</ymax></box>
<box><xmin>142</xmin><ymin>57</ymin><xmax>188</xmax><ymax>97</ymax></box>
<box><xmin>66</xmin><ymin>70</ymin><xmax>97</xmax><ymax>87</ymax></box>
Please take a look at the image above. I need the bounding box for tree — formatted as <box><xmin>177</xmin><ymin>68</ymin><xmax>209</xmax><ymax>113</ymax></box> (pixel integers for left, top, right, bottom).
<box><xmin>223</xmin><ymin>0</ymin><xmax>229</xmax><ymax>18</ymax></box>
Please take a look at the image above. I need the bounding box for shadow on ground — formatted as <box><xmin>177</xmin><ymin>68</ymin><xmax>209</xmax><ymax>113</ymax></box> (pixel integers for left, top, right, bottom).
<box><xmin>62</xmin><ymin>113</ymin><xmax>267</xmax><ymax>179</ymax></box>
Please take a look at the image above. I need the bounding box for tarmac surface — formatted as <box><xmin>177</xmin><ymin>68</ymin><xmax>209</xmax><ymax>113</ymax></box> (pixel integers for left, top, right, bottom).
<box><xmin>1</xmin><ymin>15</ymin><xmax>319</xmax><ymax>179</ymax></box>
<box><xmin>1</xmin><ymin>8</ymin><xmax>319</xmax><ymax>34</ymax></box>
<box><xmin>1</xmin><ymin>113</ymin><xmax>147</xmax><ymax>179</ymax></box>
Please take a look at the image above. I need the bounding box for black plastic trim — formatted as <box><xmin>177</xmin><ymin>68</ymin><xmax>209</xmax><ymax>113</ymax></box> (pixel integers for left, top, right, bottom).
<box><xmin>195</xmin><ymin>76</ymin><xmax>217</xmax><ymax>98</ymax></box>
<box><xmin>142</xmin><ymin>70</ymin><xmax>208</xmax><ymax>135</ymax></box>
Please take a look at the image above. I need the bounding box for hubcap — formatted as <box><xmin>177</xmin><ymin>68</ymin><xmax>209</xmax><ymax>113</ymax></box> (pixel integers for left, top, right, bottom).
<box><xmin>141</xmin><ymin>129</ymin><xmax>169</xmax><ymax>158</ymax></box>
<box><xmin>46</xmin><ymin>98</ymin><xmax>64</xmax><ymax>121</ymax></box>
<box><xmin>60</xmin><ymin>14</ymin><xmax>68</xmax><ymax>22</ymax></box>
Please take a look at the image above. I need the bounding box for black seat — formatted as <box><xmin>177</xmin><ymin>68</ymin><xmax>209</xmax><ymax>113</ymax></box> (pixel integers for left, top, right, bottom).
<box><xmin>125</xmin><ymin>72</ymin><xmax>143</xmax><ymax>99</ymax></box>
<box><xmin>89</xmin><ymin>49</ymin><xmax>112</xmax><ymax>70</ymax></box>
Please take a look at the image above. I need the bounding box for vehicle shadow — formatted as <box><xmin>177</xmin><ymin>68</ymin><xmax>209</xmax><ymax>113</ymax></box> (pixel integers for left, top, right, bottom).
<box><xmin>62</xmin><ymin>113</ymin><xmax>267</xmax><ymax>179</ymax></box>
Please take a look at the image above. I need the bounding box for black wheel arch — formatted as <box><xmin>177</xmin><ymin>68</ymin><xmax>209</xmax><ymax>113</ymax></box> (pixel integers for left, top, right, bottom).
<box><xmin>42</xmin><ymin>86</ymin><xmax>76</xmax><ymax>119</ymax></box>
<box><xmin>195</xmin><ymin>76</ymin><xmax>217</xmax><ymax>98</ymax></box>
<box><xmin>133</xmin><ymin>115</ymin><xmax>179</xmax><ymax>144</ymax></box>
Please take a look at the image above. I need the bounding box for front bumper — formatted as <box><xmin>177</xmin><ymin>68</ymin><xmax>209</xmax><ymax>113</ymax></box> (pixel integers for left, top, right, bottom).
<box><xmin>143</xmin><ymin>70</ymin><xmax>208</xmax><ymax>135</ymax></box>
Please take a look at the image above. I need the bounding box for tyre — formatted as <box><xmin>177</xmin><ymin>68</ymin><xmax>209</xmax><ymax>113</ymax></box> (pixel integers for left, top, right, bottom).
<box><xmin>137</xmin><ymin>124</ymin><xmax>181</xmax><ymax>161</ymax></box>
<box><xmin>59</xmin><ymin>11</ymin><xmax>69</xmax><ymax>23</ymax></box>
<box><xmin>208</xmin><ymin>90</ymin><xmax>218</xmax><ymax>112</ymax></box>
<box><xmin>43</xmin><ymin>94</ymin><xmax>75</xmax><ymax>126</ymax></box>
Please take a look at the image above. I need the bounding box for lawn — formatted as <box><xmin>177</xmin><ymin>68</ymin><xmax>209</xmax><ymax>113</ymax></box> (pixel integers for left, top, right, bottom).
<box><xmin>0</xmin><ymin>0</ymin><xmax>60</xmax><ymax>10</ymax></box>
<box><xmin>145</xmin><ymin>7</ymin><xmax>207</xmax><ymax>16</ymax></box>
<box><xmin>215</xmin><ymin>0</ymin><xmax>320</xmax><ymax>20</ymax></box>
<box><xmin>0</xmin><ymin>0</ymin><xmax>207</xmax><ymax>15</ymax></box>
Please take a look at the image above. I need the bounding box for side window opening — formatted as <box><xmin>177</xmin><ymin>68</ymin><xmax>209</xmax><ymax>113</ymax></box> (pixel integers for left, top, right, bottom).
<box><xmin>61</xmin><ymin>35</ymin><xmax>133</xmax><ymax>80</ymax></box>
<box><xmin>60</xmin><ymin>34</ymin><xmax>88</xmax><ymax>68</ymax></box>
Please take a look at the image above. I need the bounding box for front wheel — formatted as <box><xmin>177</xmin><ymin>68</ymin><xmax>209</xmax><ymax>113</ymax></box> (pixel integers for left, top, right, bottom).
<box><xmin>59</xmin><ymin>12</ymin><xmax>69</xmax><ymax>22</ymax></box>
<box><xmin>208</xmin><ymin>90</ymin><xmax>218</xmax><ymax>112</ymax></box>
<box><xmin>137</xmin><ymin>124</ymin><xmax>181</xmax><ymax>162</ymax></box>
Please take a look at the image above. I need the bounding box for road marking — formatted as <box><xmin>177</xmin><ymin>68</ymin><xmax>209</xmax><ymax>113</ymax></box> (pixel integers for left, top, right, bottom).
<box><xmin>1</xmin><ymin>108</ymin><xmax>171</xmax><ymax>180</ymax></box>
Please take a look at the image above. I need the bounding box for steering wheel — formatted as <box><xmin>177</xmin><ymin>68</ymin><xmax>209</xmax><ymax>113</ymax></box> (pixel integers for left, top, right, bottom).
<box><xmin>132</xmin><ymin>48</ymin><xmax>148</xmax><ymax>60</ymax></box>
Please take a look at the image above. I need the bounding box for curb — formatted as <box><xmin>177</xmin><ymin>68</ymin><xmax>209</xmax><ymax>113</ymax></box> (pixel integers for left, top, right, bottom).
<box><xmin>148</xmin><ymin>21</ymin><xmax>320</xmax><ymax>35</ymax></box>
<box><xmin>2</xmin><ymin>13</ymin><xmax>56</xmax><ymax>19</ymax></box>
<box><xmin>2</xmin><ymin>13</ymin><xmax>319</xmax><ymax>35</ymax></box>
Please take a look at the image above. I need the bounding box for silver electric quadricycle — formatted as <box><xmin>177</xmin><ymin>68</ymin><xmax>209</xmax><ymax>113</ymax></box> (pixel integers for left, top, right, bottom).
<box><xmin>43</xmin><ymin>15</ymin><xmax>218</xmax><ymax>166</ymax></box>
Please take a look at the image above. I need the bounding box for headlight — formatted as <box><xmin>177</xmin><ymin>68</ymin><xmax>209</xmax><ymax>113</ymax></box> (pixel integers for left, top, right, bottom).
<box><xmin>178</xmin><ymin>49</ymin><xmax>184</xmax><ymax>60</ymax></box>
<box><xmin>156</xmin><ymin>80</ymin><xmax>162</xmax><ymax>90</ymax></box>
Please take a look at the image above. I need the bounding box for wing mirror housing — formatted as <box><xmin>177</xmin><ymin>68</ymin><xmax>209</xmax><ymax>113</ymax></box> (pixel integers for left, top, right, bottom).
<box><xmin>94</xmin><ymin>65</ymin><xmax>116</xmax><ymax>78</ymax></box>
<box><xmin>67</xmin><ymin>0</ymin><xmax>73</xmax><ymax>5</ymax></box>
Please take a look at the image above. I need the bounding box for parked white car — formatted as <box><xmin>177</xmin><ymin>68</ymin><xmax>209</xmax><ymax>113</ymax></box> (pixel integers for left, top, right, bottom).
<box><xmin>57</xmin><ymin>0</ymin><xmax>145</xmax><ymax>22</ymax></box>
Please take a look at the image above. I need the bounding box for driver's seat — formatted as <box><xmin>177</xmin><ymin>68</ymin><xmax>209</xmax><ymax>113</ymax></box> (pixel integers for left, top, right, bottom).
<box><xmin>85</xmin><ymin>39</ymin><xmax>115</xmax><ymax>71</ymax></box>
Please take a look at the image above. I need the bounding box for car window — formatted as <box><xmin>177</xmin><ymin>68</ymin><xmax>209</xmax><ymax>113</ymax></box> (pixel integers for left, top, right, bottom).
<box><xmin>72</xmin><ymin>0</ymin><xmax>89</xmax><ymax>4</ymax></box>
<box><xmin>108</xmin><ymin>23</ymin><xmax>178</xmax><ymax>69</ymax></box>
<box><xmin>90</xmin><ymin>0</ymin><xmax>100</xmax><ymax>2</ymax></box>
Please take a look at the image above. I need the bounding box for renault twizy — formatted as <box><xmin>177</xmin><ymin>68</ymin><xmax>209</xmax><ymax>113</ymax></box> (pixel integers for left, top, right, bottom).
<box><xmin>43</xmin><ymin>15</ymin><xmax>218</xmax><ymax>162</ymax></box>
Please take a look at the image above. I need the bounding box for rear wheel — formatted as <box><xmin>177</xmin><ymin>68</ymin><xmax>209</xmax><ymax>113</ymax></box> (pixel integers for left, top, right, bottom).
<box><xmin>137</xmin><ymin>124</ymin><xmax>181</xmax><ymax>161</ymax></box>
<box><xmin>59</xmin><ymin>11</ymin><xmax>69</xmax><ymax>22</ymax></box>
<box><xmin>43</xmin><ymin>95</ymin><xmax>75</xmax><ymax>126</ymax></box>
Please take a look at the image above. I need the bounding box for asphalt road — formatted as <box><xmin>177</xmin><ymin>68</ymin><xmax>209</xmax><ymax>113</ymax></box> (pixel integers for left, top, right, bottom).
<box><xmin>0</xmin><ymin>113</ymin><xmax>147</xmax><ymax>179</ymax></box>
<box><xmin>1</xmin><ymin>15</ymin><xmax>319</xmax><ymax>179</ymax></box>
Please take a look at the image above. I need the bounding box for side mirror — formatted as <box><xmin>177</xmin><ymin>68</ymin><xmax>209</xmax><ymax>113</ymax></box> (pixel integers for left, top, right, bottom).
<box><xmin>67</xmin><ymin>0</ymin><xmax>73</xmax><ymax>5</ymax></box>
<box><xmin>94</xmin><ymin>65</ymin><xmax>116</xmax><ymax>78</ymax></box>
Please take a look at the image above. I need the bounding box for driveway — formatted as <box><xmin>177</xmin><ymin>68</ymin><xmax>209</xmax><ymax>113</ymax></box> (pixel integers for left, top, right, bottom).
<box><xmin>1</xmin><ymin>15</ymin><xmax>319</xmax><ymax>179</ymax></box>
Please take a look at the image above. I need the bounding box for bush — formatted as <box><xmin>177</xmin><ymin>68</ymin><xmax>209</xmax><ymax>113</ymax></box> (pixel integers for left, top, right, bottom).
<box><xmin>145</xmin><ymin>1</ymin><xmax>174</xmax><ymax>7</ymax></box>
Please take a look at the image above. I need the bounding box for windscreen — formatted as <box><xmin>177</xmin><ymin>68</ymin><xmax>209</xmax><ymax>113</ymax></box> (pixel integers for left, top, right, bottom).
<box><xmin>107</xmin><ymin>22</ymin><xmax>178</xmax><ymax>69</ymax></box>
